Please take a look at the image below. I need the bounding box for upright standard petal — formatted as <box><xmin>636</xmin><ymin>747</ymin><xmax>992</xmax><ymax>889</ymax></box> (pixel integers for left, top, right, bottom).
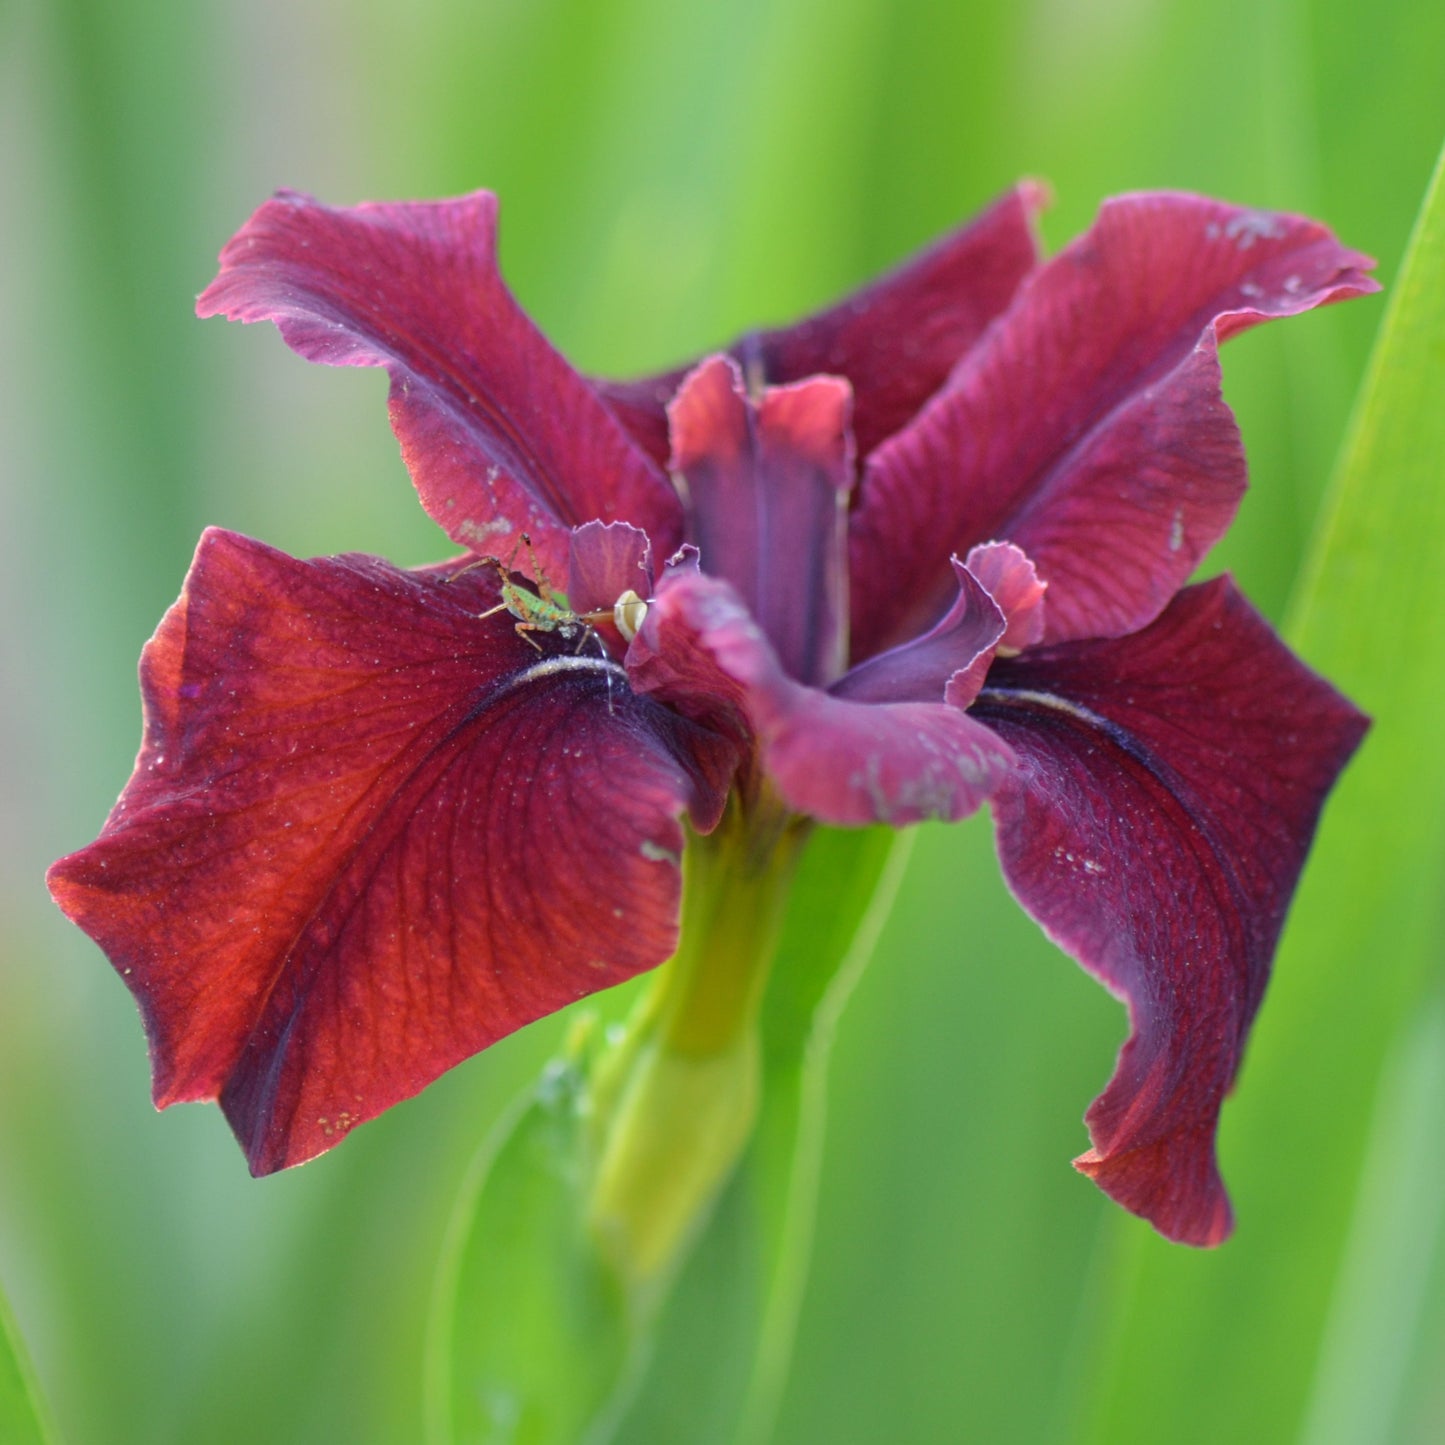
<box><xmin>594</xmin><ymin>183</ymin><xmax>1046</xmax><ymax>468</ymax></box>
<box><xmin>852</xmin><ymin>193</ymin><xmax>1378</xmax><ymax>658</ymax></box>
<box><xmin>47</xmin><ymin>530</ymin><xmax>732</xmax><ymax>1173</ymax></box>
<box><xmin>970</xmin><ymin>580</ymin><xmax>1367</xmax><ymax>1244</ymax></box>
<box><xmin>668</xmin><ymin>356</ymin><xmax>854</xmax><ymax>687</ymax></box>
<box><xmin>197</xmin><ymin>191</ymin><xmax>684</xmax><ymax>579</ymax></box>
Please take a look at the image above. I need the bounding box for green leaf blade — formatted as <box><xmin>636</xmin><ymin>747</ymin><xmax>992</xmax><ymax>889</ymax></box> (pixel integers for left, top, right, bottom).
<box><xmin>425</xmin><ymin>1033</ymin><xmax>633</xmax><ymax>1445</ymax></box>
<box><xmin>1072</xmin><ymin>132</ymin><xmax>1445</xmax><ymax>1445</ymax></box>
<box><xmin>606</xmin><ymin>825</ymin><xmax>910</xmax><ymax>1445</ymax></box>
<box><xmin>1</xmin><ymin>1283</ymin><xmax>59</xmax><ymax>1445</ymax></box>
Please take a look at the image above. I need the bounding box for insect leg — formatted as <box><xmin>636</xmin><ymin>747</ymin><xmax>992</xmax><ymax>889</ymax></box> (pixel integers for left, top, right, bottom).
<box><xmin>518</xmin><ymin>533</ymin><xmax>551</xmax><ymax>594</ymax></box>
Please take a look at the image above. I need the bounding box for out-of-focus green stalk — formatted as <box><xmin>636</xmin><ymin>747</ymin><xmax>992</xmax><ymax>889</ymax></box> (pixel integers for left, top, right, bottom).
<box><xmin>605</xmin><ymin>823</ymin><xmax>910</xmax><ymax>1444</ymax></box>
<box><xmin>587</xmin><ymin>797</ymin><xmax>808</xmax><ymax>1292</ymax></box>
<box><xmin>733</xmin><ymin>827</ymin><xmax>916</xmax><ymax>1445</ymax></box>
<box><xmin>428</xmin><ymin>812</ymin><xmax>908</xmax><ymax>1445</ymax></box>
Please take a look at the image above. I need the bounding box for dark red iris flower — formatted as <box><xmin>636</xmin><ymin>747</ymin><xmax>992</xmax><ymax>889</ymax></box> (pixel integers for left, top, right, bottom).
<box><xmin>48</xmin><ymin>184</ymin><xmax>1375</xmax><ymax>1245</ymax></box>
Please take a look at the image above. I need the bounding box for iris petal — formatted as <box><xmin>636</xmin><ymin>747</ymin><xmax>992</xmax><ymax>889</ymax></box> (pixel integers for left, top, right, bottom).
<box><xmin>833</xmin><ymin>559</ymin><xmax>1004</xmax><ymax>706</ymax></box>
<box><xmin>972</xmin><ymin>579</ymin><xmax>1367</xmax><ymax>1243</ymax></box>
<box><xmin>47</xmin><ymin>530</ymin><xmax>732</xmax><ymax>1172</ymax></box>
<box><xmin>852</xmin><ymin>192</ymin><xmax>1378</xmax><ymax>657</ymax></box>
<box><xmin>630</xmin><ymin>570</ymin><xmax>1015</xmax><ymax>826</ymax></box>
<box><xmin>668</xmin><ymin>357</ymin><xmax>854</xmax><ymax>687</ymax></box>
<box><xmin>197</xmin><ymin>190</ymin><xmax>685</xmax><ymax>582</ymax></box>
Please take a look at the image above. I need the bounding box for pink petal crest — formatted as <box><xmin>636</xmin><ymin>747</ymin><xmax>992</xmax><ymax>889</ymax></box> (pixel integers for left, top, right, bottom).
<box><xmin>965</xmin><ymin>542</ymin><xmax>1047</xmax><ymax>655</ymax></box>
<box><xmin>566</xmin><ymin>520</ymin><xmax>653</xmax><ymax>619</ymax></box>
<box><xmin>832</xmin><ymin>559</ymin><xmax>1005</xmax><ymax>708</ymax></box>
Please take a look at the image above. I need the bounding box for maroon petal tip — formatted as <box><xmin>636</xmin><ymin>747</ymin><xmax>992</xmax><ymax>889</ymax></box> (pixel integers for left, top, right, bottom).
<box><xmin>1075</xmin><ymin>1133</ymin><xmax>1234</xmax><ymax>1247</ymax></box>
<box><xmin>977</xmin><ymin>578</ymin><xmax>1366</xmax><ymax>1240</ymax></box>
<box><xmin>197</xmin><ymin>190</ymin><xmax>682</xmax><ymax>576</ymax></box>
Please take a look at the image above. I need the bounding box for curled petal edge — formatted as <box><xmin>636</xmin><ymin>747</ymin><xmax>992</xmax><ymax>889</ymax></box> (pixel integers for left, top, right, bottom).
<box><xmin>630</xmin><ymin>570</ymin><xmax>1017</xmax><ymax>827</ymax></box>
<box><xmin>197</xmin><ymin>189</ymin><xmax>684</xmax><ymax>582</ymax></box>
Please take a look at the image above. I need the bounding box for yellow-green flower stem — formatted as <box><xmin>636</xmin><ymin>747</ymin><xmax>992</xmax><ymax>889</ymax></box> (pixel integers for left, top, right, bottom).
<box><xmin>586</xmin><ymin>790</ymin><xmax>809</xmax><ymax>1295</ymax></box>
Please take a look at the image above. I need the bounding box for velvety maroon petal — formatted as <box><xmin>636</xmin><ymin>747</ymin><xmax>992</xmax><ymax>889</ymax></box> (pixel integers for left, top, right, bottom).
<box><xmin>833</xmin><ymin>560</ymin><xmax>1003</xmax><ymax>706</ymax></box>
<box><xmin>47</xmin><ymin>529</ymin><xmax>732</xmax><ymax>1173</ymax></box>
<box><xmin>852</xmin><ymin>193</ymin><xmax>1378</xmax><ymax>658</ymax></box>
<box><xmin>629</xmin><ymin>570</ymin><xmax>1016</xmax><ymax>826</ymax></box>
<box><xmin>969</xmin><ymin>579</ymin><xmax>1367</xmax><ymax>1244</ymax></box>
<box><xmin>566</xmin><ymin>521</ymin><xmax>653</xmax><ymax>618</ymax></box>
<box><xmin>669</xmin><ymin>356</ymin><xmax>854</xmax><ymax>687</ymax></box>
<box><xmin>197</xmin><ymin>191</ymin><xmax>684</xmax><ymax>580</ymax></box>
<box><xmin>594</xmin><ymin>183</ymin><xmax>1046</xmax><ymax>468</ymax></box>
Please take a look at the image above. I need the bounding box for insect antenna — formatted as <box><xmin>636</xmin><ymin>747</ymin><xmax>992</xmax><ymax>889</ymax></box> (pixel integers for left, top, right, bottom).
<box><xmin>589</xmin><ymin>627</ymin><xmax>617</xmax><ymax>715</ymax></box>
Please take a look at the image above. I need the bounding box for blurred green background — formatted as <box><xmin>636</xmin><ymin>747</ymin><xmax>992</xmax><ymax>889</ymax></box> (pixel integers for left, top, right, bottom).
<box><xmin>3</xmin><ymin>0</ymin><xmax>1443</xmax><ymax>1441</ymax></box>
